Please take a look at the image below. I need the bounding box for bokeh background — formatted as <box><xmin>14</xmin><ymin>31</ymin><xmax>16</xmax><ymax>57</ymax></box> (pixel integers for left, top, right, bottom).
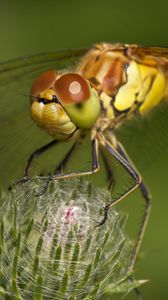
<box><xmin>0</xmin><ymin>0</ymin><xmax>168</xmax><ymax>299</ymax></box>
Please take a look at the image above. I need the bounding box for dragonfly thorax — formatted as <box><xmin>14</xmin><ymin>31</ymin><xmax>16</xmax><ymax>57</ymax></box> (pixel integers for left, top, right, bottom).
<box><xmin>77</xmin><ymin>43</ymin><xmax>167</xmax><ymax>130</ymax></box>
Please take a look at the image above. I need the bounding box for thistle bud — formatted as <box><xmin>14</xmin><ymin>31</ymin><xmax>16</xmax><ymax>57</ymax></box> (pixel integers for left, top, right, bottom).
<box><xmin>0</xmin><ymin>178</ymin><xmax>144</xmax><ymax>299</ymax></box>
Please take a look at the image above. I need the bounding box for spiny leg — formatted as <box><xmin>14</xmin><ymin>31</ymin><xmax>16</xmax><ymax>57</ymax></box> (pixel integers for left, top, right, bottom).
<box><xmin>24</xmin><ymin>140</ymin><xmax>59</xmax><ymax>177</ymax></box>
<box><xmin>37</xmin><ymin>141</ymin><xmax>81</xmax><ymax>195</ymax></box>
<box><xmin>107</xmin><ymin>134</ymin><xmax>148</xmax><ymax>300</ymax></box>
<box><xmin>98</xmin><ymin>134</ymin><xmax>149</xmax><ymax>299</ymax></box>
<box><xmin>116</xmin><ymin>141</ymin><xmax>151</xmax><ymax>273</ymax></box>
<box><xmin>9</xmin><ymin>139</ymin><xmax>59</xmax><ymax>190</ymax></box>
<box><xmin>97</xmin><ymin>133</ymin><xmax>141</xmax><ymax>226</ymax></box>
<box><xmin>49</xmin><ymin>138</ymin><xmax>99</xmax><ymax>180</ymax></box>
<box><xmin>101</xmin><ymin>138</ymin><xmax>148</xmax><ymax>295</ymax></box>
<box><xmin>100</xmin><ymin>132</ymin><xmax>151</xmax><ymax>272</ymax></box>
<box><xmin>100</xmin><ymin>147</ymin><xmax>115</xmax><ymax>191</ymax></box>
<box><xmin>54</xmin><ymin>141</ymin><xmax>80</xmax><ymax>175</ymax></box>
<box><xmin>36</xmin><ymin>138</ymin><xmax>99</xmax><ymax>196</ymax></box>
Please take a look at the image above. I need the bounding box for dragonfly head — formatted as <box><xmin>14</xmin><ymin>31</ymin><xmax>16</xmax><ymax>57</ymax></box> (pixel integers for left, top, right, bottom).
<box><xmin>30</xmin><ymin>70</ymin><xmax>100</xmax><ymax>137</ymax></box>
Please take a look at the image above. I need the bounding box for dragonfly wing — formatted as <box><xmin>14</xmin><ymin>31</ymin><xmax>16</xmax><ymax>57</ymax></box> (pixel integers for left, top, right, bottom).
<box><xmin>127</xmin><ymin>45</ymin><xmax>168</xmax><ymax>67</ymax></box>
<box><xmin>115</xmin><ymin>46</ymin><xmax>168</xmax><ymax>170</ymax></box>
<box><xmin>115</xmin><ymin>102</ymin><xmax>168</xmax><ymax>172</ymax></box>
<box><xmin>0</xmin><ymin>48</ymin><xmax>87</xmax><ymax>189</ymax></box>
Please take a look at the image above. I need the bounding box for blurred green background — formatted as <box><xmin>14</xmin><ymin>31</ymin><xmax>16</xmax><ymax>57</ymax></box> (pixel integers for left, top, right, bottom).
<box><xmin>0</xmin><ymin>0</ymin><xmax>168</xmax><ymax>299</ymax></box>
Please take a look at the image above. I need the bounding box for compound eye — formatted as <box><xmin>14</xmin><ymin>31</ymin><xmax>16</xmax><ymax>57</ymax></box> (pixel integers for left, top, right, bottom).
<box><xmin>54</xmin><ymin>73</ymin><xmax>90</xmax><ymax>104</ymax></box>
<box><xmin>31</xmin><ymin>70</ymin><xmax>57</xmax><ymax>97</ymax></box>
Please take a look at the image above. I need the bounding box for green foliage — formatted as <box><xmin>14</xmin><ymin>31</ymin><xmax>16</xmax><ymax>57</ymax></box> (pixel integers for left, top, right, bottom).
<box><xmin>0</xmin><ymin>178</ymin><xmax>143</xmax><ymax>299</ymax></box>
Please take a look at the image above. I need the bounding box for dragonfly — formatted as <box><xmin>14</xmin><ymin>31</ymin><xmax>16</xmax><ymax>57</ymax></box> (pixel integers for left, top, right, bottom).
<box><xmin>1</xmin><ymin>43</ymin><xmax>168</xmax><ymax>280</ymax></box>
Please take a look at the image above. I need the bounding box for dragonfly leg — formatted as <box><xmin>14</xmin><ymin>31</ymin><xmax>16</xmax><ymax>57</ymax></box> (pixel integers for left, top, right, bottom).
<box><xmin>36</xmin><ymin>138</ymin><xmax>99</xmax><ymax>194</ymax></box>
<box><xmin>116</xmin><ymin>141</ymin><xmax>152</xmax><ymax>274</ymax></box>
<box><xmin>8</xmin><ymin>139</ymin><xmax>59</xmax><ymax>190</ymax></box>
<box><xmin>48</xmin><ymin>138</ymin><xmax>99</xmax><ymax>180</ymax></box>
<box><xmin>54</xmin><ymin>141</ymin><xmax>80</xmax><ymax>175</ymax></box>
<box><xmin>106</xmin><ymin>136</ymin><xmax>148</xmax><ymax>300</ymax></box>
<box><xmin>97</xmin><ymin>134</ymin><xmax>151</xmax><ymax>272</ymax></box>
<box><xmin>100</xmin><ymin>147</ymin><xmax>116</xmax><ymax>191</ymax></box>
<box><xmin>37</xmin><ymin>141</ymin><xmax>81</xmax><ymax>196</ymax></box>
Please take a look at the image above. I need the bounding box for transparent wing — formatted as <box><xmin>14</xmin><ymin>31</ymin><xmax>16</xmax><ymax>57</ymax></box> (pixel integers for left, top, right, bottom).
<box><xmin>115</xmin><ymin>102</ymin><xmax>168</xmax><ymax>172</ymax></box>
<box><xmin>128</xmin><ymin>45</ymin><xmax>168</xmax><ymax>67</ymax></box>
<box><xmin>116</xmin><ymin>45</ymin><xmax>168</xmax><ymax>171</ymax></box>
<box><xmin>0</xmin><ymin>48</ymin><xmax>87</xmax><ymax>189</ymax></box>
